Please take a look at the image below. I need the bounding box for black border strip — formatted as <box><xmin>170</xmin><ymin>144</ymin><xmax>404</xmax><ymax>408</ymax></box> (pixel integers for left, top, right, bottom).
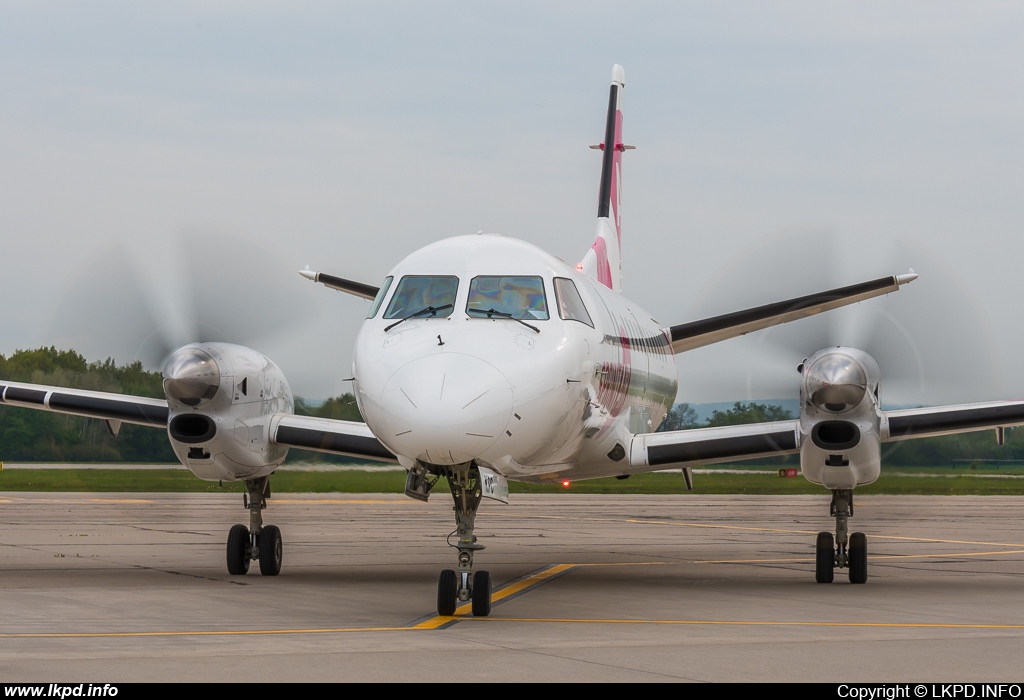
<box><xmin>648</xmin><ymin>430</ymin><xmax>797</xmax><ymax>466</ymax></box>
<box><xmin>47</xmin><ymin>393</ymin><xmax>169</xmax><ymax>425</ymax></box>
<box><xmin>316</xmin><ymin>273</ymin><xmax>379</xmax><ymax>299</ymax></box>
<box><xmin>275</xmin><ymin>425</ymin><xmax>395</xmax><ymax>461</ymax></box>
<box><xmin>596</xmin><ymin>84</ymin><xmax>618</xmax><ymax>219</ymax></box>
<box><xmin>3</xmin><ymin>387</ymin><xmax>47</xmax><ymax>405</ymax></box>
<box><xmin>670</xmin><ymin>276</ymin><xmax>897</xmax><ymax>344</ymax></box>
<box><xmin>888</xmin><ymin>404</ymin><xmax>1024</xmax><ymax>438</ymax></box>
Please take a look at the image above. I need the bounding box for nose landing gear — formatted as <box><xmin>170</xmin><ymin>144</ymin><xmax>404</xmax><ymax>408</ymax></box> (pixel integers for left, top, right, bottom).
<box><xmin>226</xmin><ymin>475</ymin><xmax>283</xmax><ymax>577</ymax></box>
<box><xmin>815</xmin><ymin>489</ymin><xmax>867</xmax><ymax>584</ymax></box>
<box><xmin>436</xmin><ymin>467</ymin><xmax>492</xmax><ymax>617</ymax></box>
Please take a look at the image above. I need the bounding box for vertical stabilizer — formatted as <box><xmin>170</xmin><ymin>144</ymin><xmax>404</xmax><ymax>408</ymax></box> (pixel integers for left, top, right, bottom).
<box><xmin>580</xmin><ymin>64</ymin><xmax>629</xmax><ymax>292</ymax></box>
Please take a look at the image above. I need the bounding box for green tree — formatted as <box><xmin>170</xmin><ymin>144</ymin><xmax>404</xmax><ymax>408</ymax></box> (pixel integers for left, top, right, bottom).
<box><xmin>658</xmin><ymin>403</ymin><xmax>699</xmax><ymax>432</ymax></box>
<box><xmin>705</xmin><ymin>401</ymin><xmax>793</xmax><ymax>427</ymax></box>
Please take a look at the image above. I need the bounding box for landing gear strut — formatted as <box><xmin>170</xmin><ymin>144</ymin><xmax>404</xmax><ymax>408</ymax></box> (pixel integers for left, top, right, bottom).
<box><xmin>816</xmin><ymin>489</ymin><xmax>867</xmax><ymax>584</ymax></box>
<box><xmin>226</xmin><ymin>475</ymin><xmax>283</xmax><ymax>577</ymax></box>
<box><xmin>436</xmin><ymin>466</ymin><xmax>492</xmax><ymax>617</ymax></box>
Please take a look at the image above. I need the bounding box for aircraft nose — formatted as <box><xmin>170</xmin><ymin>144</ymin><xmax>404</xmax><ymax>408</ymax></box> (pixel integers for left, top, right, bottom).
<box><xmin>380</xmin><ymin>353</ymin><xmax>513</xmax><ymax>465</ymax></box>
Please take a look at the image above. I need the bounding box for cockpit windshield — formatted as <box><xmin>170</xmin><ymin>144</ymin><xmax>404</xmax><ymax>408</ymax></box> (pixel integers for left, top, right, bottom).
<box><xmin>466</xmin><ymin>276</ymin><xmax>549</xmax><ymax>320</ymax></box>
<box><xmin>383</xmin><ymin>276</ymin><xmax>459</xmax><ymax>319</ymax></box>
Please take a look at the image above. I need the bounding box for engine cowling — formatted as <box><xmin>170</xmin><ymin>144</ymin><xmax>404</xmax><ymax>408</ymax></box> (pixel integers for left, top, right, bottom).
<box><xmin>797</xmin><ymin>347</ymin><xmax>883</xmax><ymax>490</ymax></box>
<box><xmin>163</xmin><ymin>342</ymin><xmax>293</xmax><ymax>481</ymax></box>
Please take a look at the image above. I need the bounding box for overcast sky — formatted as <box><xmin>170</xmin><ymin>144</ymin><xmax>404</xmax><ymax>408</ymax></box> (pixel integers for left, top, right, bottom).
<box><xmin>2</xmin><ymin>2</ymin><xmax>1023</xmax><ymax>406</ymax></box>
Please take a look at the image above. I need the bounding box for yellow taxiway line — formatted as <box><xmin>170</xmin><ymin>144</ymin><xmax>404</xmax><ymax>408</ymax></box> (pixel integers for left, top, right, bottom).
<box><xmin>411</xmin><ymin>563</ymin><xmax>577</xmax><ymax>629</ymax></box>
<box><xmin>459</xmin><ymin>618</ymin><xmax>1024</xmax><ymax>630</ymax></box>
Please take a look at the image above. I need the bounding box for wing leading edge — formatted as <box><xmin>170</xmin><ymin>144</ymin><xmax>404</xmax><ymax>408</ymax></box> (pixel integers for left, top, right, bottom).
<box><xmin>270</xmin><ymin>414</ymin><xmax>397</xmax><ymax>463</ymax></box>
<box><xmin>0</xmin><ymin>380</ymin><xmax>168</xmax><ymax>430</ymax></box>
<box><xmin>631</xmin><ymin>420</ymin><xmax>800</xmax><ymax>470</ymax></box>
<box><xmin>299</xmin><ymin>268</ymin><xmax>379</xmax><ymax>300</ymax></box>
<box><xmin>882</xmin><ymin>401</ymin><xmax>1024</xmax><ymax>441</ymax></box>
<box><xmin>666</xmin><ymin>272</ymin><xmax>918</xmax><ymax>354</ymax></box>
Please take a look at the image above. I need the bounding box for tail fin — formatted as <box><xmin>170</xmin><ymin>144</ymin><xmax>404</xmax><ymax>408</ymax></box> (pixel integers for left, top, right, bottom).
<box><xmin>580</xmin><ymin>64</ymin><xmax>631</xmax><ymax>292</ymax></box>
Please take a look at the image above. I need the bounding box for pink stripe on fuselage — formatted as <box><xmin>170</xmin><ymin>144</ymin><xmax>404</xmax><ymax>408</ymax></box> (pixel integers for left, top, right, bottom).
<box><xmin>591</xmin><ymin>236</ymin><xmax>613</xmax><ymax>288</ymax></box>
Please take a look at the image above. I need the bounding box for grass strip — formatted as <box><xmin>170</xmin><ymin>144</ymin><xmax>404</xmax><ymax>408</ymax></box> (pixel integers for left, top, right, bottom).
<box><xmin>2</xmin><ymin>468</ymin><xmax>1024</xmax><ymax>495</ymax></box>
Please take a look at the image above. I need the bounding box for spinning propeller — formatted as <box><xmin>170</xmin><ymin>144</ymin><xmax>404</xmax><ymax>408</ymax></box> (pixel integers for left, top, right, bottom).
<box><xmin>42</xmin><ymin>229</ymin><xmax>318</xmax><ymax>374</ymax></box>
<box><xmin>680</xmin><ymin>228</ymin><xmax>1000</xmax><ymax>409</ymax></box>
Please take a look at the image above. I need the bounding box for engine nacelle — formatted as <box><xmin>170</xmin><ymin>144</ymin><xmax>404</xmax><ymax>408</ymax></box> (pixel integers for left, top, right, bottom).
<box><xmin>797</xmin><ymin>347</ymin><xmax>883</xmax><ymax>490</ymax></box>
<box><xmin>163</xmin><ymin>342</ymin><xmax>293</xmax><ymax>482</ymax></box>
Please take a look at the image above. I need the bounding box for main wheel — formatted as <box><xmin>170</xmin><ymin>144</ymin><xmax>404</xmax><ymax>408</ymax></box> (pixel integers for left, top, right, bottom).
<box><xmin>258</xmin><ymin>525</ymin><xmax>283</xmax><ymax>576</ymax></box>
<box><xmin>226</xmin><ymin>524</ymin><xmax>250</xmax><ymax>575</ymax></box>
<box><xmin>437</xmin><ymin>569</ymin><xmax>458</xmax><ymax>616</ymax></box>
<box><xmin>471</xmin><ymin>570</ymin><xmax>492</xmax><ymax>617</ymax></box>
<box><xmin>815</xmin><ymin>531</ymin><xmax>834</xmax><ymax>584</ymax></box>
<box><xmin>848</xmin><ymin>531</ymin><xmax>867</xmax><ymax>584</ymax></box>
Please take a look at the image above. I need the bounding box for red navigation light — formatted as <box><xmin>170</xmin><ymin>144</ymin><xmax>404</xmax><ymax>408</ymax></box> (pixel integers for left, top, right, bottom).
<box><xmin>562</xmin><ymin>480</ymin><xmax>571</xmax><ymax>488</ymax></box>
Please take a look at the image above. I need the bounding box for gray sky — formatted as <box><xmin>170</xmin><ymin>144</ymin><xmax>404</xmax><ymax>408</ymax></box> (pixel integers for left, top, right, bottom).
<box><xmin>2</xmin><ymin>2</ymin><xmax>1023</xmax><ymax>406</ymax></box>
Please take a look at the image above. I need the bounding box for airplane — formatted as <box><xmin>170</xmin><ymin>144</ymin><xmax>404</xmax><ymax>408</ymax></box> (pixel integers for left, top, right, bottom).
<box><xmin>3</xmin><ymin>64</ymin><xmax>1024</xmax><ymax>617</ymax></box>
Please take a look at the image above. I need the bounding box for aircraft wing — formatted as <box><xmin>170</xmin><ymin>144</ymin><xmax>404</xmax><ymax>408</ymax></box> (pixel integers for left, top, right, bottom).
<box><xmin>666</xmin><ymin>273</ymin><xmax>918</xmax><ymax>354</ymax></box>
<box><xmin>630</xmin><ymin>420</ymin><xmax>800</xmax><ymax>471</ymax></box>
<box><xmin>299</xmin><ymin>268</ymin><xmax>379</xmax><ymax>300</ymax></box>
<box><xmin>1</xmin><ymin>378</ymin><xmax>397</xmax><ymax>463</ymax></box>
<box><xmin>882</xmin><ymin>401</ymin><xmax>1024</xmax><ymax>441</ymax></box>
<box><xmin>270</xmin><ymin>414</ymin><xmax>398</xmax><ymax>463</ymax></box>
<box><xmin>0</xmin><ymin>379</ymin><xmax>168</xmax><ymax>431</ymax></box>
<box><xmin>630</xmin><ymin>400</ymin><xmax>1024</xmax><ymax>472</ymax></box>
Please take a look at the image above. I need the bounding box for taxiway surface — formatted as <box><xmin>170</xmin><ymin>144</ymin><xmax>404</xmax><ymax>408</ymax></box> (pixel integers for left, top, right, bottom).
<box><xmin>0</xmin><ymin>492</ymin><xmax>1022</xmax><ymax>682</ymax></box>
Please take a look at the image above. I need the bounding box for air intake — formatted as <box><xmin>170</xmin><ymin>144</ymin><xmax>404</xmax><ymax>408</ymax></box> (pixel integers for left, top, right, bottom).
<box><xmin>811</xmin><ymin>421</ymin><xmax>860</xmax><ymax>451</ymax></box>
<box><xmin>169</xmin><ymin>414</ymin><xmax>217</xmax><ymax>444</ymax></box>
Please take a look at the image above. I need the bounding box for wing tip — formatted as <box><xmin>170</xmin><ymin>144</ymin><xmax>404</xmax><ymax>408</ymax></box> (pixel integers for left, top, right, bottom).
<box><xmin>896</xmin><ymin>268</ymin><xmax>918</xmax><ymax>286</ymax></box>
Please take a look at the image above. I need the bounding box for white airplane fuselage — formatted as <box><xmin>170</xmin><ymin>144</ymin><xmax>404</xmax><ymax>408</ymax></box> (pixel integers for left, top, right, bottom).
<box><xmin>353</xmin><ymin>234</ymin><xmax>677</xmax><ymax>483</ymax></box>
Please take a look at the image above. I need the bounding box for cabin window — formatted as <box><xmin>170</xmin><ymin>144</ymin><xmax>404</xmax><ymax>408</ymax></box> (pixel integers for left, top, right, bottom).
<box><xmin>553</xmin><ymin>278</ymin><xmax>594</xmax><ymax>328</ymax></box>
<box><xmin>367</xmin><ymin>276</ymin><xmax>394</xmax><ymax>318</ymax></box>
<box><xmin>466</xmin><ymin>276</ymin><xmax>549</xmax><ymax>320</ymax></box>
<box><xmin>383</xmin><ymin>276</ymin><xmax>458</xmax><ymax>319</ymax></box>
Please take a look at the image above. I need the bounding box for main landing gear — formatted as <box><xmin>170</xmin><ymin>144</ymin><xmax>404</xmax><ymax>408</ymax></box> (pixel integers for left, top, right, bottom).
<box><xmin>815</xmin><ymin>489</ymin><xmax>867</xmax><ymax>584</ymax></box>
<box><xmin>226</xmin><ymin>475</ymin><xmax>283</xmax><ymax>577</ymax></box>
<box><xmin>436</xmin><ymin>467</ymin><xmax>492</xmax><ymax>617</ymax></box>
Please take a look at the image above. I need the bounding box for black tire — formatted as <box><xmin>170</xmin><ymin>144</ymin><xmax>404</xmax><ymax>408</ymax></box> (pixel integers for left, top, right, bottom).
<box><xmin>437</xmin><ymin>569</ymin><xmax>458</xmax><ymax>616</ymax></box>
<box><xmin>258</xmin><ymin>525</ymin><xmax>283</xmax><ymax>576</ymax></box>
<box><xmin>815</xmin><ymin>531</ymin><xmax>834</xmax><ymax>584</ymax></box>
<box><xmin>226</xmin><ymin>524</ymin><xmax>250</xmax><ymax>575</ymax></box>
<box><xmin>848</xmin><ymin>531</ymin><xmax>867</xmax><ymax>584</ymax></box>
<box><xmin>471</xmin><ymin>570</ymin><xmax>492</xmax><ymax>617</ymax></box>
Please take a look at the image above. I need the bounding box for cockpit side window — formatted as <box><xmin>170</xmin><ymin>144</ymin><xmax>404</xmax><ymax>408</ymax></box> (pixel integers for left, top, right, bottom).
<box><xmin>466</xmin><ymin>276</ymin><xmax>549</xmax><ymax>320</ymax></box>
<box><xmin>553</xmin><ymin>277</ymin><xmax>594</xmax><ymax>328</ymax></box>
<box><xmin>367</xmin><ymin>276</ymin><xmax>394</xmax><ymax>319</ymax></box>
<box><xmin>383</xmin><ymin>276</ymin><xmax>459</xmax><ymax>319</ymax></box>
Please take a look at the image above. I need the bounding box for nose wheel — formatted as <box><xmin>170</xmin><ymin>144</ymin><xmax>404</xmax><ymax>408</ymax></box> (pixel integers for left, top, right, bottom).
<box><xmin>225</xmin><ymin>476</ymin><xmax>283</xmax><ymax>576</ymax></box>
<box><xmin>815</xmin><ymin>489</ymin><xmax>867</xmax><ymax>584</ymax></box>
<box><xmin>436</xmin><ymin>467</ymin><xmax>492</xmax><ymax>617</ymax></box>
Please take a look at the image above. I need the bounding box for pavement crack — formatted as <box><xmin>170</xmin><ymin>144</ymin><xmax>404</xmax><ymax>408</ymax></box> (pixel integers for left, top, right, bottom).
<box><xmin>433</xmin><ymin>631</ymin><xmax>707</xmax><ymax>681</ymax></box>
<box><xmin>126</xmin><ymin>564</ymin><xmax>249</xmax><ymax>585</ymax></box>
